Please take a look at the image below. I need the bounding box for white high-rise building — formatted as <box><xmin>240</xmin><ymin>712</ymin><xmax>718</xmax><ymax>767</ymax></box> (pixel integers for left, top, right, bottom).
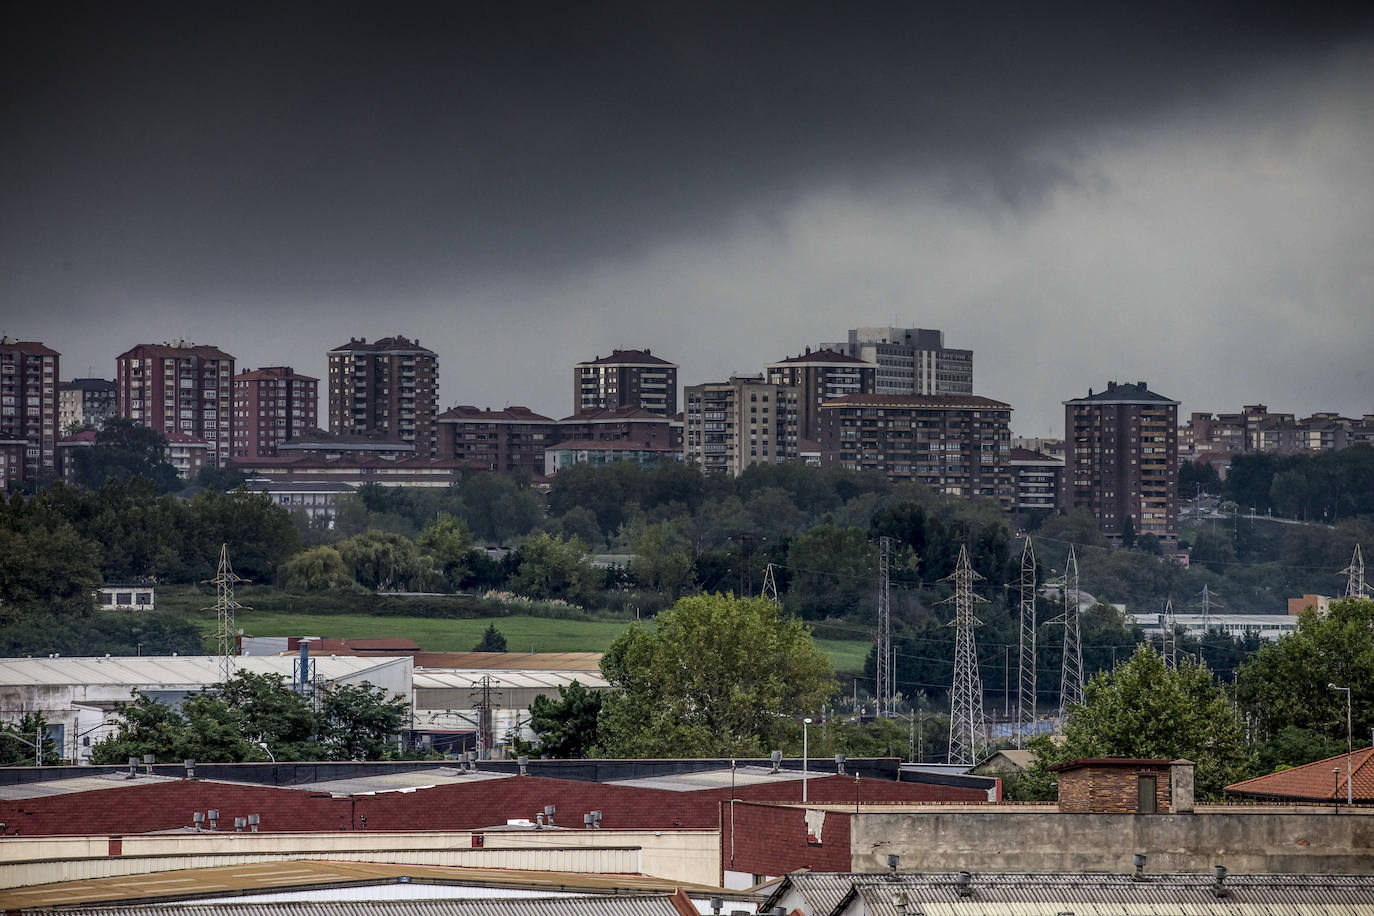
<box><xmin>822</xmin><ymin>327</ymin><xmax>972</xmax><ymax>396</ymax></box>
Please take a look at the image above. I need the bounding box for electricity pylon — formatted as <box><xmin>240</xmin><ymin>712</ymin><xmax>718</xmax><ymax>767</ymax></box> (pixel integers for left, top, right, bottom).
<box><xmin>1046</xmin><ymin>546</ymin><xmax>1084</xmax><ymax>719</ymax></box>
<box><xmin>1342</xmin><ymin>545</ymin><xmax>1367</xmax><ymax>599</ymax></box>
<box><xmin>1016</xmin><ymin>538</ymin><xmax>1037</xmax><ymax>748</ymax></box>
<box><xmin>1160</xmin><ymin>597</ymin><xmax>1179</xmax><ymax>671</ymax></box>
<box><xmin>204</xmin><ymin>544</ymin><xmax>249</xmax><ymax>683</ymax></box>
<box><xmin>876</xmin><ymin>537</ymin><xmax>893</xmax><ymax>717</ymax></box>
<box><xmin>944</xmin><ymin>545</ymin><xmax>987</xmax><ymax>765</ymax></box>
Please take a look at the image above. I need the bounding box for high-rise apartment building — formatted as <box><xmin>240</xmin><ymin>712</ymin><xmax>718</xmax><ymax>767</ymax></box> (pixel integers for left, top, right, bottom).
<box><xmin>765</xmin><ymin>348</ymin><xmax>876</xmax><ymax>444</ymax></box>
<box><xmin>1065</xmin><ymin>381</ymin><xmax>1179</xmax><ymax>545</ymax></box>
<box><xmin>683</xmin><ymin>376</ymin><xmax>800</xmax><ymax>476</ymax></box>
<box><xmin>58</xmin><ymin>379</ymin><xmax>117</xmax><ymax>433</ymax></box>
<box><xmin>573</xmin><ymin>349</ymin><xmax>678</xmax><ymax>417</ymax></box>
<box><xmin>818</xmin><ymin>394</ymin><xmax>1012</xmax><ymax>505</ymax></box>
<box><xmin>232</xmin><ymin>366</ymin><xmax>319</xmax><ymax>459</ymax></box>
<box><xmin>0</xmin><ymin>336</ymin><xmax>60</xmax><ymax>484</ymax></box>
<box><xmin>328</xmin><ymin>337</ymin><xmax>439</xmax><ymax>457</ymax></box>
<box><xmin>115</xmin><ymin>340</ymin><xmax>233</xmax><ymax>465</ymax></box>
<box><xmin>436</xmin><ymin>405</ymin><xmax>558</xmax><ymax>476</ymax></box>
<box><xmin>823</xmin><ymin>327</ymin><xmax>972</xmax><ymax>396</ymax></box>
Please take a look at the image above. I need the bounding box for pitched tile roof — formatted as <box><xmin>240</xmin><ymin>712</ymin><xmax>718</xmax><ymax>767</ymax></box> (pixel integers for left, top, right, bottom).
<box><xmin>1226</xmin><ymin>746</ymin><xmax>1374</xmax><ymax>802</ymax></box>
<box><xmin>437</xmin><ymin>405</ymin><xmax>556</xmax><ymax>423</ymax></box>
<box><xmin>767</xmin><ymin>347</ymin><xmax>871</xmax><ymax>366</ymax></box>
<box><xmin>575</xmin><ymin>349</ymin><xmax>676</xmax><ymax>367</ymax></box>
<box><xmin>235</xmin><ymin>366</ymin><xmax>319</xmax><ymax>382</ymax></box>
<box><xmin>117</xmin><ymin>341</ymin><xmax>234</xmax><ymax>361</ymax></box>
<box><xmin>329</xmin><ymin>336</ymin><xmax>435</xmax><ymax>355</ymax></box>
<box><xmin>1065</xmin><ymin>380</ymin><xmax>1178</xmax><ymax>405</ymax></box>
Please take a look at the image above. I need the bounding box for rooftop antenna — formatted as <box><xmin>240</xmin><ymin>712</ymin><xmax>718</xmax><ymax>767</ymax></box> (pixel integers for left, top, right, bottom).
<box><xmin>1046</xmin><ymin>546</ymin><xmax>1084</xmax><ymax>719</ymax></box>
<box><xmin>204</xmin><ymin>544</ymin><xmax>249</xmax><ymax>682</ymax></box>
<box><xmin>944</xmin><ymin>544</ymin><xmax>987</xmax><ymax>765</ymax></box>
<box><xmin>1341</xmin><ymin>544</ymin><xmax>1367</xmax><ymax>599</ymax></box>
<box><xmin>876</xmin><ymin>536</ymin><xmax>894</xmax><ymax>718</ymax></box>
<box><xmin>1016</xmin><ymin>537</ymin><xmax>1037</xmax><ymax>748</ymax></box>
<box><xmin>1161</xmin><ymin>597</ymin><xmax>1179</xmax><ymax>671</ymax></box>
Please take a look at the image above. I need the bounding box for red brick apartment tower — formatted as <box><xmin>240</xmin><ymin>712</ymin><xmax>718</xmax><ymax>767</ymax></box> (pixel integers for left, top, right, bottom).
<box><xmin>573</xmin><ymin>349</ymin><xmax>678</xmax><ymax>417</ymax></box>
<box><xmin>1065</xmin><ymin>380</ymin><xmax>1179</xmax><ymax>545</ymax></box>
<box><xmin>0</xmin><ymin>336</ymin><xmax>59</xmax><ymax>485</ymax></box>
<box><xmin>328</xmin><ymin>337</ymin><xmax>439</xmax><ymax>457</ymax></box>
<box><xmin>116</xmin><ymin>341</ymin><xmax>235</xmax><ymax>466</ymax></box>
<box><xmin>766</xmin><ymin>347</ymin><xmax>877</xmax><ymax>443</ymax></box>
<box><xmin>232</xmin><ymin>366</ymin><xmax>319</xmax><ymax>458</ymax></box>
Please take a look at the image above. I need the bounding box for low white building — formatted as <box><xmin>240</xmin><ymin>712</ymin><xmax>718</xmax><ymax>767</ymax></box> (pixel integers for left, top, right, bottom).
<box><xmin>95</xmin><ymin>585</ymin><xmax>155</xmax><ymax>611</ymax></box>
<box><xmin>1126</xmin><ymin>612</ymin><xmax>1298</xmax><ymax>642</ymax></box>
<box><xmin>0</xmin><ymin>655</ymin><xmax>412</xmax><ymax>764</ymax></box>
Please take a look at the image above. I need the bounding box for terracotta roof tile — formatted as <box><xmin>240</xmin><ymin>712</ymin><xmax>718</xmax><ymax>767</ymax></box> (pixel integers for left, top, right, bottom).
<box><xmin>1227</xmin><ymin>747</ymin><xmax>1374</xmax><ymax>802</ymax></box>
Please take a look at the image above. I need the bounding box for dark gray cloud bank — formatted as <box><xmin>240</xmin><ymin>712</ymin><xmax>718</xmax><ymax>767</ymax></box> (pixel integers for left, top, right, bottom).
<box><xmin>3</xmin><ymin>2</ymin><xmax>1372</xmax><ymax>432</ymax></box>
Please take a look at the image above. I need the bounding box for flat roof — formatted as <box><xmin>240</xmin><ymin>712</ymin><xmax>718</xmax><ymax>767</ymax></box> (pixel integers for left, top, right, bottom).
<box><xmin>288</xmin><ymin>768</ymin><xmax>513</xmax><ymax>796</ymax></box>
<box><xmin>0</xmin><ymin>656</ymin><xmax>408</xmax><ymax>689</ymax></box>
<box><xmin>0</xmin><ymin>772</ymin><xmax>178</xmax><ymax>801</ymax></box>
<box><xmin>607</xmin><ymin>765</ymin><xmax>807</xmax><ymax>792</ymax></box>
<box><xmin>413</xmin><ymin>670</ymin><xmax>610</xmax><ymax>691</ymax></box>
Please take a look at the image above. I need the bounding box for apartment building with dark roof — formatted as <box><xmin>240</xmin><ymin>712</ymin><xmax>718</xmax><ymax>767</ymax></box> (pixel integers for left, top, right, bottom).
<box><xmin>573</xmin><ymin>349</ymin><xmax>677</xmax><ymax>417</ymax></box>
<box><xmin>232</xmin><ymin>366</ymin><xmax>319</xmax><ymax>458</ymax></box>
<box><xmin>0</xmin><ymin>336</ymin><xmax>59</xmax><ymax>484</ymax></box>
<box><xmin>765</xmin><ymin>347</ymin><xmax>876</xmax><ymax>443</ymax></box>
<box><xmin>328</xmin><ymin>336</ymin><xmax>439</xmax><ymax>457</ymax></box>
<box><xmin>116</xmin><ymin>340</ymin><xmax>233</xmax><ymax>465</ymax></box>
<box><xmin>58</xmin><ymin>377</ymin><xmax>116</xmax><ymax>432</ymax></box>
<box><xmin>1065</xmin><ymin>380</ymin><xmax>1179</xmax><ymax>544</ymax></box>
<box><xmin>436</xmin><ymin>405</ymin><xmax>559</xmax><ymax>475</ymax></box>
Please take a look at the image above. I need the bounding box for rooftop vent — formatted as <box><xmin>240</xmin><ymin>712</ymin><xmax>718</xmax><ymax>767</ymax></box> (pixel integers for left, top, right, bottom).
<box><xmin>770</xmin><ymin>750</ymin><xmax>783</xmax><ymax>773</ymax></box>
<box><xmin>192</xmin><ymin>811</ymin><xmax>204</xmax><ymax>831</ymax></box>
<box><xmin>835</xmin><ymin>753</ymin><xmax>847</xmax><ymax>775</ymax></box>
<box><xmin>248</xmin><ymin>813</ymin><xmax>260</xmax><ymax>832</ymax></box>
<box><xmin>517</xmin><ymin>755</ymin><xmax>529</xmax><ymax>776</ymax></box>
<box><xmin>1133</xmin><ymin>853</ymin><xmax>1147</xmax><ymax>881</ymax></box>
<box><xmin>1213</xmin><ymin>865</ymin><xmax>1229</xmax><ymax>898</ymax></box>
<box><xmin>143</xmin><ymin>753</ymin><xmax>155</xmax><ymax>776</ymax></box>
<box><xmin>126</xmin><ymin>756</ymin><xmax>138</xmax><ymax>779</ymax></box>
<box><xmin>207</xmin><ymin>809</ymin><xmax>219</xmax><ymax>830</ymax></box>
<box><xmin>543</xmin><ymin>804</ymin><xmax>556</xmax><ymax>826</ymax></box>
<box><xmin>234</xmin><ymin>817</ymin><xmax>246</xmax><ymax>832</ymax></box>
<box><xmin>887</xmin><ymin>853</ymin><xmax>900</xmax><ymax>873</ymax></box>
<box><xmin>957</xmin><ymin>872</ymin><xmax>973</xmax><ymax>897</ymax></box>
<box><xmin>184</xmin><ymin>759</ymin><xmax>195</xmax><ymax>779</ymax></box>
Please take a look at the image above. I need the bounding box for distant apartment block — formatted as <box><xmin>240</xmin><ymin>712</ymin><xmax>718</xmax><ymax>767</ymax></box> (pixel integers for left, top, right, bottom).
<box><xmin>1012</xmin><ymin>436</ymin><xmax>1066</xmax><ymax>461</ymax></box>
<box><xmin>276</xmin><ymin>429</ymin><xmax>415</xmax><ymax>461</ymax></box>
<box><xmin>1066</xmin><ymin>380</ymin><xmax>1179</xmax><ymax>544</ymax></box>
<box><xmin>819</xmin><ymin>394</ymin><xmax>1013</xmax><ymax>505</ymax></box>
<box><xmin>115</xmin><ymin>341</ymin><xmax>234</xmax><ymax>466</ymax></box>
<box><xmin>1009</xmin><ymin>447</ymin><xmax>1063</xmax><ymax>512</ymax></box>
<box><xmin>1185</xmin><ymin>404</ymin><xmax>1374</xmax><ymax>458</ymax></box>
<box><xmin>765</xmin><ymin>347</ymin><xmax>876</xmax><ymax>443</ymax></box>
<box><xmin>231</xmin><ymin>367</ymin><xmax>319</xmax><ymax>459</ymax></box>
<box><xmin>0</xmin><ymin>336</ymin><xmax>59</xmax><ymax>483</ymax></box>
<box><xmin>555</xmin><ymin>406</ymin><xmax>681</xmax><ymax>451</ymax></box>
<box><xmin>823</xmin><ymin>327</ymin><xmax>972</xmax><ymax>396</ymax></box>
<box><xmin>436</xmin><ymin>405</ymin><xmax>558</xmax><ymax>476</ymax></box>
<box><xmin>58</xmin><ymin>378</ymin><xmax>116</xmax><ymax>432</ymax></box>
<box><xmin>545</xmin><ymin>440</ymin><xmax>682</xmax><ymax>475</ymax></box>
<box><xmin>328</xmin><ymin>336</ymin><xmax>439</xmax><ymax>457</ymax></box>
<box><xmin>684</xmin><ymin>376</ymin><xmax>800</xmax><ymax>476</ymax></box>
<box><xmin>165</xmin><ymin>430</ymin><xmax>211</xmax><ymax>478</ymax></box>
<box><xmin>573</xmin><ymin>349</ymin><xmax>678</xmax><ymax>417</ymax></box>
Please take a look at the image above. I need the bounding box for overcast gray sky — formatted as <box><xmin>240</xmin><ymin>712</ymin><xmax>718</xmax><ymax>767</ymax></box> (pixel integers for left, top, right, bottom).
<box><xmin>3</xmin><ymin>3</ymin><xmax>1372</xmax><ymax>434</ymax></box>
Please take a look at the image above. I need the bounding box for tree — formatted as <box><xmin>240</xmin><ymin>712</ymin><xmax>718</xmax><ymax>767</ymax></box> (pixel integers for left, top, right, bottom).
<box><xmin>595</xmin><ymin>594</ymin><xmax>837</xmax><ymax>757</ymax></box>
<box><xmin>416</xmin><ymin>513</ymin><xmax>473</xmax><ymax>588</ymax></box>
<box><xmin>319</xmin><ymin>683</ymin><xmax>409</xmax><ymax>760</ymax></box>
<box><xmin>628</xmin><ymin>521</ymin><xmax>695</xmax><ymax>598</ymax></box>
<box><xmin>510</xmin><ymin>533</ymin><xmax>599</xmax><ymax>603</ymax></box>
<box><xmin>0</xmin><ymin>521</ymin><xmax>102</xmax><ymax>620</ymax></box>
<box><xmin>0</xmin><ymin>712</ymin><xmax>60</xmax><ymax>765</ymax></box>
<box><xmin>1024</xmin><ymin>645</ymin><xmax>1249</xmax><ymax>800</ymax></box>
<box><xmin>71</xmin><ymin>417</ymin><xmax>181</xmax><ymax>492</ymax></box>
<box><xmin>473</xmin><ymin>623</ymin><xmax>508</xmax><ymax>652</ymax></box>
<box><xmin>337</xmin><ymin>531</ymin><xmax>439</xmax><ymax>591</ymax></box>
<box><xmin>525</xmin><ymin>680</ymin><xmax>603</xmax><ymax>758</ymax></box>
<box><xmin>279</xmin><ymin>545</ymin><xmax>356</xmax><ymax>591</ymax></box>
<box><xmin>218</xmin><ymin>671</ymin><xmax>321</xmax><ymax>760</ymax></box>
<box><xmin>1235</xmin><ymin>598</ymin><xmax>1374</xmax><ymax>748</ymax></box>
<box><xmin>1178</xmin><ymin>459</ymin><xmax>1221</xmax><ymax>499</ymax></box>
<box><xmin>784</xmin><ymin>524</ymin><xmax>873</xmax><ymax>618</ymax></box>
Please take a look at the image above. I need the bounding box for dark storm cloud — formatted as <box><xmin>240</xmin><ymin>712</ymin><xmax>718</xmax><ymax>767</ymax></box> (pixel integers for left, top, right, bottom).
<box><xmin>4</xmin><ymin>2</ymin><xmax>1371</xmax><ymax>298</ymax></box>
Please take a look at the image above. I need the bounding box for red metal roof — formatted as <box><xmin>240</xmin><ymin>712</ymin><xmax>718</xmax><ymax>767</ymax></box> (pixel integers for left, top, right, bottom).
<box><xmin>1226</xmin><ymin>747</ymin><xmax>1374</xmax><ymax>802</ymax></box>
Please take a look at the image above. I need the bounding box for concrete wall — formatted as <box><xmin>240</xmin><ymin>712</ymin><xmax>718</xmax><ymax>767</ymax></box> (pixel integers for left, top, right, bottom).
<box><xmin>848</xmin><ymin>808</ymin><xmax>1374</xmax><ymax>874</ymax></box>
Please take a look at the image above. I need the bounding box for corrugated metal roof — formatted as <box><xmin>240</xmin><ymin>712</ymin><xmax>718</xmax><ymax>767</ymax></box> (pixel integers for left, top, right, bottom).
<box><xmin>0</xmin><ymin>656</ymin><xmax>407</xmax><ymax>689</ymax></box>
<box><xmin>609</xmin><ymin>766</ymin><xmax>806</xmax><ymax>792</ymax></box>
<box><xmin>60</xmin><ymin>897</ymin><xmax>687</xmax><ymax>916</ymax></box>
<box><xmin>413</xmin><ymin>670</ymin><xmax>609</xmax><ymax>691</ymax></box>
<box><xmin>772</xmin><ymin>872</ymin><xmax>1374</xmax><ymax>916</ymax></box>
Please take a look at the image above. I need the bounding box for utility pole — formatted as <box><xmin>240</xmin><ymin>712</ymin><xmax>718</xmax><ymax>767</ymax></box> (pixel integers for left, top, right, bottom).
<box><xmin>944</xmin><ymin>545</ymin><xmax>988</xmax><ymax>766</ymax></box>
<box><xmin>1161</xmin><ymin>597</ymin><xmax>1179</xmax><ymax>671</ymax></box>
<box><xmin>1342</xmin><ymin>545</ymin><xmax>1367</xmax><ymax>599</ymax></box>
<box><xmin>470</xmin><ymin>675</ymin><xmax>499</xmax><ymax>759</ymax></box>
<box><xmin>876</xmin><ymin>536</ymin><xmax>893</xmax><ymax>718</ymax></box>
<box><xmin>1046</xmin><ymin>546</ymin><xmax>1083</xmax><ymax>720</ymax></box>
<box><xmin>1016</xmin><ymin>538</ymin><xmax>1037</xmax><ymax>748</ymax></box>
<box><xmin>204</xmin><ymin>544</ymin><xmax>248</xmax><ymax>683</ymax></box>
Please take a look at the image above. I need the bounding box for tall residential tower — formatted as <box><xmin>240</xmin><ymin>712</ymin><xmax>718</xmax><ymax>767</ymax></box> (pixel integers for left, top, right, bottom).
<box><xmin>573</xmin><ymin>349</ymin><xmax>678</xmax><ymax>417</ymax></box>
<box><xmin>116</xmin><ymin>340</ymin><xmax>234</xmax><ymax>465</ymax></box>
<box><xmin>328</xmin><ymin>336</ymin><xmax>439</xmax><ymax>457</ymax></box>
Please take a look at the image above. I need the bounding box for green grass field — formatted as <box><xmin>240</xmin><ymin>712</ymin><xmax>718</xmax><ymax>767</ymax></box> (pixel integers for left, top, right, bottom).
<box><xmin>203</xmin><ymin>610</ymin><xmax>871</xmax><ymax>672</ymax></box>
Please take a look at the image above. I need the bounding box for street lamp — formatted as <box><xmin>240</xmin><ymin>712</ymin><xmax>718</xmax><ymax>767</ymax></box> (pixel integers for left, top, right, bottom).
<box><xmin>1329</xmin><ymin>683</ymin><xmax>1353</xmax><ymax>805</ymax></box>
<box><xmin>802</xmin><ymin>717</ymin><xmax>813</xmax><ymax>803</ymax></box>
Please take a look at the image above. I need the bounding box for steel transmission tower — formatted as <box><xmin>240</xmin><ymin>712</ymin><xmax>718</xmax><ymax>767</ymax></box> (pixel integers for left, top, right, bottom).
<box><xmin>1047</xmin><ymin>546</ymin><xmax>1084</xmax><ymax>719</ymax></box>
<box><xmin>945</xmin><ymin>545</ymin><xmax>988</xmax><ymax>765</ymax></box>
<box><xmin>1160</xmin><ymin>597</ymin><xmax>1179</xmax><ymax>670</ymax></box>
<box><xmin>1192</xmin><ymin>584</ymin><xmax>1222</xmax><ymax>630</ymax></box>
<box><xmin>875</xmin><ymin>536</ymin><xmax>893</xmax><ymax>717</ymax></box>
<box><xmin>761</xmin><ymin>563</ymin><xmax>780</xmax><ymax>602</ymax></box>
<box><xmin>205</xmin><ymin>544</ymin><xmax>249</xmax><ymax>682</ymax></box>
<box><xmin>1016</xmin><ymin>538</ymin><xmax>1037</xmax><ymax>748</ymax></box>
<box><xmin>1342</xmin><ymin>545</ymin><xmax>1367</xmax><ymax>599</ymax></box>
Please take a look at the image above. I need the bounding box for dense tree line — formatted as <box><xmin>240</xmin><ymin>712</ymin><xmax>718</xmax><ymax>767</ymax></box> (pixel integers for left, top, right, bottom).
<box><xmin>1224</xmin><ymin>445</ymin><xmax>1374</xmax><ymax>521</ymax></box>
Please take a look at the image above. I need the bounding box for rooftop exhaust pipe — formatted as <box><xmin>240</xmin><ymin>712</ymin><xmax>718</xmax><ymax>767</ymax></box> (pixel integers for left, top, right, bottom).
<box><xmin>957</xmin><ymin>872</ymin><xmax>973</xmax><ymax>897</ymax></box>
<box><xmin>184</xmin><ymin>759</ymin><xmax>195</xmax><ymax>779</ymax></box>
<box><xmin>1213</xmin><ymin>865</ymin><xmax>1229</xmax><ymax>897</ymax></box>
<box><xmin>208</xmin><ymin>809</ymin><xmax>219</xmax><ymax>831</ymax></box>
<box><xmin>192</xmin><ymin>811</ymin><xmax>204</xmax><ymax>831</ymax></box>
<box><xmin>248</xmin><ymin>814</ymin><xmax>260</xmax><ymax>832</ymax></box>
<box><xmin>143</xmin><ymin>753</ymin><xmax>155</xmax><ymax>776</ymax></box>
<box><xmin>234</xmin><ymin>817</ymin><xmax>246</xmax><ymax>832</ymax></box>
<box><xmin>770</xmin><ymin>750</ymin><xmax>783</xmax><ymax>773</ymax></box>
<box><xmin>835</xmin><ymin>754</ymin><xmax>847</xmax><ymax>775</ymax></box>
<box><xmin>127</xmin><ymin>756</ymin><xmax>138</xmax><ymax>779</ymax></box>
<box><xmin>543</xmin><ymin>804</ymin><xmax>556</xmax><ymax>826</ymax></box>
<box><xmin>535</xmin><ymin>813</ymin><xmax>545</xmax><ymax>829</ymax></box>
<box><xmin>518</xmin><ymin>755</ymin><xmax>529</xmax><ymax>776</ymax></box>
<box><xmin>1133</xmin><ymin>853</ymin><xmax>1147</xmax><ymax>881</ymax></box>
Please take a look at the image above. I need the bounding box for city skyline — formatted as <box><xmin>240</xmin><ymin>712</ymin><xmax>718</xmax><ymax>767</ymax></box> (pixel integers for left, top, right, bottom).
<box><xmin>4</xmin><ymin>5</ymin><xmax>1374</xmax><ymax>435</ymax></box>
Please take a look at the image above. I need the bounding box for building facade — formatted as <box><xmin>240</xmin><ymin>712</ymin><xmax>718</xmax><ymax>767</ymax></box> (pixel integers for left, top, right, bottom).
<box><xmin>58</xmin><ymin>378</ymin><xmax>117</xmax><ymax>432</ymax></box>
<box><xmin>684</xmin><ymin>377</ymin><xmax>800</xmax><ymax>476</ymax></box>
<box><xmin>327</xmin><ymin>336</ymin><xmax>439</xmax><ymax>457</ymax></box>
<box><xmin>555</xmin><ymin>406</ymin><xmax>681</xmax><ymax>450</ymax></box>
<box><xmin>0</xmin><ymin>337</ymin><xmax>59</xmax><ymax>483</ymax></box>
<box><xmin>765</xmin><ymin>348</ymin><xmax>876</xmax><ymax>443</ymax></box>
<box><xmin>818</xmin><ymin>394</ymin><xmax>1013</xmax><ymax>505</ymax></box>
<box><xmin>115</xmin><ymin>341</ymin><xmax>235</xmax><ymax>466</ymax></box>
<box><xmin>573</xmin><ymin>349</ymin><xmax>678</xmax><ymax>417</ymax></box>
<box><xmin>1065</xmin><ymin>381</ymin><xmax>1179</xmax><ymax>544</ymax></box>
<box><xmin>545</xmin><ymin>440</ymin><xmax>683</xmax><ymax>475</ymax></box>
<box><xmin>232</xmin><ymin>366</ymin><xmax>319</xmax><ymax>459</ymax></box>
<box><xmin>436</xmin><ymin>405</ymin><xmax>559</xmax><ymax>475</ymax></box>
<box><xmin>1008</xmin><ymin>447</ymin><xmax>1063</xmax><ymax>512</ymax></box>
<box><xmin>823</xmin><ymin>327</ymin><xmax>972</xmax><ymax>396</ymax></box>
